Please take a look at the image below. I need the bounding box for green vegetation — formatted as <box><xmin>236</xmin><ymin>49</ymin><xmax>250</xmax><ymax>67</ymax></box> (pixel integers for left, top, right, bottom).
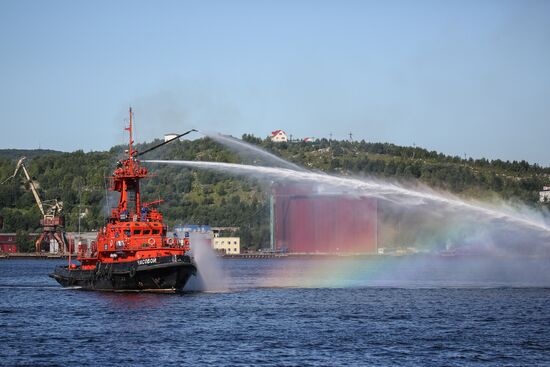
<box><xmin>1</xmin><ymin>136</ymin><xmax>548</xmax><ymax>251</ymax></box>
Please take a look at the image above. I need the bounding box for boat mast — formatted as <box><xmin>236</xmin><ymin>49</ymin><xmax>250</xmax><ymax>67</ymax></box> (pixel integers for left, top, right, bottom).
<box><xmin>115</xmin><ymin>107</ymin><xmax>143</xmax><ymax>220</ymax></box>
<box><xmin>128</xmin><ymin>107</ymin><xmax>142</xmax><ymax>215</ymax></box>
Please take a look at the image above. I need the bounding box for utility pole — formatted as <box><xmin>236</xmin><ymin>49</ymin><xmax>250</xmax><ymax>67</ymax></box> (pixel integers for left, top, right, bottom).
<box><xmin>78</xmin><ymin>187</ymin><xmax>82</xmax><ymax>244</ymax></box>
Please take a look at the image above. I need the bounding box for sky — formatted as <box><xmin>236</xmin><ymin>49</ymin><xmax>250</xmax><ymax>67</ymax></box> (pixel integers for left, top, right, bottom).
<box><xmin>0</xmin><ymin>0</ymin><xmax>549</xmax><ymax>165</ymax></box>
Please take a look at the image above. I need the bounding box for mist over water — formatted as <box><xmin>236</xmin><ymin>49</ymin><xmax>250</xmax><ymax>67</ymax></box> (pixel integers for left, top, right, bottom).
<box><xmin>184</xmin><ymin>232</ymin><xmax>228</xmax><ymax>292</ymax></box>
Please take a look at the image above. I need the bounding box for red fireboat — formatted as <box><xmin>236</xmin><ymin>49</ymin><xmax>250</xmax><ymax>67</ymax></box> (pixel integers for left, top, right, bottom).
<box><xmin>50</xmin><ymin>108</ymin><xmax>197</xmax><ymax>292</ymax></box>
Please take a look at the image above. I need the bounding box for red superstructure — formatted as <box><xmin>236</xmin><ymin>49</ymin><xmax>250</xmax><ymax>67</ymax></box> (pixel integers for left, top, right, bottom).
<box><xmin>50</xmin><ymin>108</ymin><xmax>196</xmax><ymax>292</ymax></box>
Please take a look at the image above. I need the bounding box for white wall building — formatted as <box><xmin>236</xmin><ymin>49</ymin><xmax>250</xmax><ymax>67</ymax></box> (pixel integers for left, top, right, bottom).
<box><xmin>213</xmin><ymin>237</ymin><xmax>241</xmax><ymax>254</ymax></box>
<box><xmin>270</xmin><ymin>130</ymin><xmax>288</xmax><ymax>142</ymax></box>
<box><xmin>540</xmin><ymin>186</ymin><xmax>550</xmax><ymax>203</ymax></box>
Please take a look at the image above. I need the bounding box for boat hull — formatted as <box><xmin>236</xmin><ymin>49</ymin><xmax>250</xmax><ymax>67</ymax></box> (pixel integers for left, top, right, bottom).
<box><xmin>49</xmin><ymin>255</ymin><xmax>197</xmax><ymax>292</ymax></box>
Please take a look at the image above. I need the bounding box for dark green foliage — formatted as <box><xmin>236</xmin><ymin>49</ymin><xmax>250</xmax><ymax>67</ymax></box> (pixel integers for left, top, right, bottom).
<box><xmin>0</xmin><ymin>135</ymin><xmax>548</xmax><ymax>250</ymax></box>
<box><xmin>16</xmin><ymin>230</ymin><xmax>33</xmax><ymax>253</ymax></box>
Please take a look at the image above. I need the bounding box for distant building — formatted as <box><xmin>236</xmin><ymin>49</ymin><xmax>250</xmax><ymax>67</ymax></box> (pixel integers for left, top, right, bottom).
<box><xmin>164</xmin><ymin>133</ymin><xmax>179</xmax><ymax>142</ymax></box>
<box><xmin>213</xmin><ymin>237</ymin><xmax>241</xmax><ymax>254</ymax></box>
<box><xmin>0</xmin><ymin>233</ymin><xmax>17</xmax><ymax>253</ymax></box>
<box><xmin>174</xmin><ymin>224</ymin><xmax>213</xmax><ymax>235</ymax></box>
<box><xmin>540</xmin><ymin>186</ymin><xmax>550</xmax><ymax>203</ymax></box>
<box><xmin>303</xmin><ymin>137</ymin><xmax>314</xmax><ymax>143</ymax></box>
<box><xmin>174</xmin><ymin>225</ymin><xmax>241</xmax><ymax>253</ymax></box>
<box><xmin>270</xmin><ymin>130</ymin><xmax>288</xmax><ymax>142</ymax></box>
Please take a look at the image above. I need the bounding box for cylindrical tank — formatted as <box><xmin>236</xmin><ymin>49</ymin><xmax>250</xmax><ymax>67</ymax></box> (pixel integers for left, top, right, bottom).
<box><xmin>273</xmin><ymin>184</ymin><xmax>377</xmax><ymax>254</ymax></box>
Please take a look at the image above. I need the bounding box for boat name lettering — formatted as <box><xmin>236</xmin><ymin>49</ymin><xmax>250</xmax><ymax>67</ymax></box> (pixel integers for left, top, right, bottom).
<box><xmin>137</xmin><ymin>258</ymin><xmax>157</xmax><ymax>265</ymax></box>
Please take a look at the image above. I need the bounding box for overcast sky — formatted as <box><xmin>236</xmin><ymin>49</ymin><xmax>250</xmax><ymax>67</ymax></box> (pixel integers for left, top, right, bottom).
<box><xmin>1</xmin><ymin>0</ymin><xmax>549</xmax><ymax>165</ymax></box>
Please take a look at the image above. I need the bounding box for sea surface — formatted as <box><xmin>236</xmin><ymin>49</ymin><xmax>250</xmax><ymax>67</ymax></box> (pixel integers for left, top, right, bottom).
<box><xmin>1</xmin><ymin>257</ymin><xmax>550</xmax><ymax>366</ymax></box>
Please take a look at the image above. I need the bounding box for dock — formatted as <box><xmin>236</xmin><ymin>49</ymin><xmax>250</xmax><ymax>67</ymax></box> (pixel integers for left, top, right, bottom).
<box><xmin>0</xmin><ymin>252</ymin><xmax>68</xmax><ymax>260</ymax></box>
<box><xmin>222</xmin><ymin>253</ymin><xmax>288</xmax><ymax>259</ymax></box>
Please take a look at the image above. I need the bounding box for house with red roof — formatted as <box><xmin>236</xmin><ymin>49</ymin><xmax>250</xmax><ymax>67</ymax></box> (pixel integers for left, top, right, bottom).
<box><xmin>270</xmin><ymin>130</ymin><xmax>288</xmax><ymax>142</ymax></box>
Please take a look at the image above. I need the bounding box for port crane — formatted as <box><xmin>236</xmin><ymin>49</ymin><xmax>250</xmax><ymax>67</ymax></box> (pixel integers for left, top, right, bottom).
<box><xmin>1</xmin><ymin>157</ymin><xmax>69</xmax><ymax>253</ymax></box>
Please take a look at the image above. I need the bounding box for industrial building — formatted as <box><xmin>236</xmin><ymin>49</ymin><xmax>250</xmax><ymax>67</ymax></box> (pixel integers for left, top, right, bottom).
<box><xmin>174</xmin><ymin>224</ymin><xmax>213</xmax><ymax>236</ymax></box>
<box><xmin>271</xmin><ymin>184</ymin><xmax>378</xmax><ymax>254</ymax></box>
<box><xmin>0</xmin><ymin>233</ymin><xmax>17</xmax><ymax>253</ymax></box>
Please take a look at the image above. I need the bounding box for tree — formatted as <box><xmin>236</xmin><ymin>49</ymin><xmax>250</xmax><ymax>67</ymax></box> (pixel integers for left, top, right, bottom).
<box><xmin>16</xmin><ymin>230</ymin><xmax>33</xmax><ymax>253</ymax></box>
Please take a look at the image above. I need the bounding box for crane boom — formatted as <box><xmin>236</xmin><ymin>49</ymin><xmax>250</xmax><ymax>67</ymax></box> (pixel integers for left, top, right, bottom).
<box><xmin>1</xmin><ymin>157</ymin><xmax>45</xmax><ymax>215</ymax></box>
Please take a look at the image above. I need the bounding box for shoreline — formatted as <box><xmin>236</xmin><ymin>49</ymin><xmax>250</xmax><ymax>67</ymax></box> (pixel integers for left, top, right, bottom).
<box><xmin>0</xmin><ymin>252</ymin><xmax>399</xmax><ymax>260</ymax></box>
<box><xmin>0</xmin><ymin>252</ymin><xmax>68</xmax><ymax>260</ymax></box>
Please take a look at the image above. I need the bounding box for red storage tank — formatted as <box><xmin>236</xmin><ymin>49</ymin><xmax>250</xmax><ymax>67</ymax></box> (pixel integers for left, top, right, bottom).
<box><xmin>273</xmin><ymin>184</ymin><xmax>377</xmax><ymax>254</ymax></box>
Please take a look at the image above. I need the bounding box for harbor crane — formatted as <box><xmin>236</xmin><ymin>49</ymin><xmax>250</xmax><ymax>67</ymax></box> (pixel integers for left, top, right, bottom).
<box><xmin>1</xmin><ymin>157</ymin><xmax>69</xmax><ymax>253</ymax></box>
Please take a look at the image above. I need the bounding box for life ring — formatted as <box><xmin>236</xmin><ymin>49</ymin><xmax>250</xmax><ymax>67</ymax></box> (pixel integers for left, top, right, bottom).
<box><xmin>167</xmin><ymin>238</ymin><xmax>174</xmax><ymax>245</ymax></box>
<box><xmin>148</xmin><ymin>238</ymin><xmax>155</xmax><ymax>246</ymax></box>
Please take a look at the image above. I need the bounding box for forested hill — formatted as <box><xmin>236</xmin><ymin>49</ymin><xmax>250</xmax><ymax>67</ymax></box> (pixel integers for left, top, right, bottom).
<box><xmin>1</xmin><ymin>135</ymin><xmax>548</xmax><ymax>250</ymax></box>
<box><xmin>0</xmin><ymin>149</ymin><xmax>63</xmax><ymax>160</ymax></box>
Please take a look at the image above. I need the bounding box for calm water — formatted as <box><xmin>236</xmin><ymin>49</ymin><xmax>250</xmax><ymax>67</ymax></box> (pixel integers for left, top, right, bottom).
<box><xmin>1</xmin><ymin>257</ymin><xmax>549</xmax><ymax>366</ymax></box>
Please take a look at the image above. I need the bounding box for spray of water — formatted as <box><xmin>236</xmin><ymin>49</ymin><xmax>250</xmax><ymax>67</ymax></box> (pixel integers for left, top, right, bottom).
<box><xmin>184</xmin><ymin>232</ymin><xmax>228</xmax><ymax>292</ymax></box>
<box><xmin>143</xmin><ymin>159</ymin><xmax>550</xmax><ymax>261</ymax></box>
<box><xmin>145</xmin><ymin>159</ymin><xmax>549</xmax><ymax>235</ymax></box>
<box><xmin>201</xmin><ymin>131</ymin><xmax>305</xmax><ymax>171</ymax></box>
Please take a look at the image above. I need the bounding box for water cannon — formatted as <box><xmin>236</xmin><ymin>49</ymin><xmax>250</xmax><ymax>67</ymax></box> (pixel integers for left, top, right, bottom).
<box><xmin>137</xmin><ymin>129</ymin><xmax>198</xmax><ymax>157</ymax></box>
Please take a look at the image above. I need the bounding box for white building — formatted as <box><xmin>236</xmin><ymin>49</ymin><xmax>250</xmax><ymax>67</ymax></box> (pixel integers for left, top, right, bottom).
<box><xmin>540</xmin><ymin>186</ymin><xmax>550</xmax><ymax>203</ymax></box>
<box><xmin>270</xmin><ymin>130</ymin><xmax>288</xmax><ymax>142</ymax></box>
<box><xmin>213</xmin><ymin>237</ymin><xmax>241</xmax><ymax>254</ymax></box>
<box><xmin>164</xmin><ymin>133</ymin><xmax>179</xmax><ymax>142</ymax></box>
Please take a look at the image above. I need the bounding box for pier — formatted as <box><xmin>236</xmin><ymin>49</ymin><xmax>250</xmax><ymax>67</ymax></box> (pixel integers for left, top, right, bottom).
<box><xmin>0</xmin><ymin>252</ymin><xmax>67</xmax><ymax>260</ymax></box>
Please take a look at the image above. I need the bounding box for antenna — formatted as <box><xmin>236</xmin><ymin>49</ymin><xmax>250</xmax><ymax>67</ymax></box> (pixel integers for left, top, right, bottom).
<box><xmin>127</xmin><ymin>107</ymin><xmax>134</xmax><ymax>162</ymax></box>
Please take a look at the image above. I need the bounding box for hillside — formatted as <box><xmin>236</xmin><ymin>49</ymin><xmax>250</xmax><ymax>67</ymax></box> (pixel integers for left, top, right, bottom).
<box><xmin>1</xmin><ymin>136</ymin><xmax>548</xmax><ymax>250</ymax></box>
<box><xmin>0</xmin><ymin>149</ymin><xmax>63</xmax><ymax>160</ymax></box>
